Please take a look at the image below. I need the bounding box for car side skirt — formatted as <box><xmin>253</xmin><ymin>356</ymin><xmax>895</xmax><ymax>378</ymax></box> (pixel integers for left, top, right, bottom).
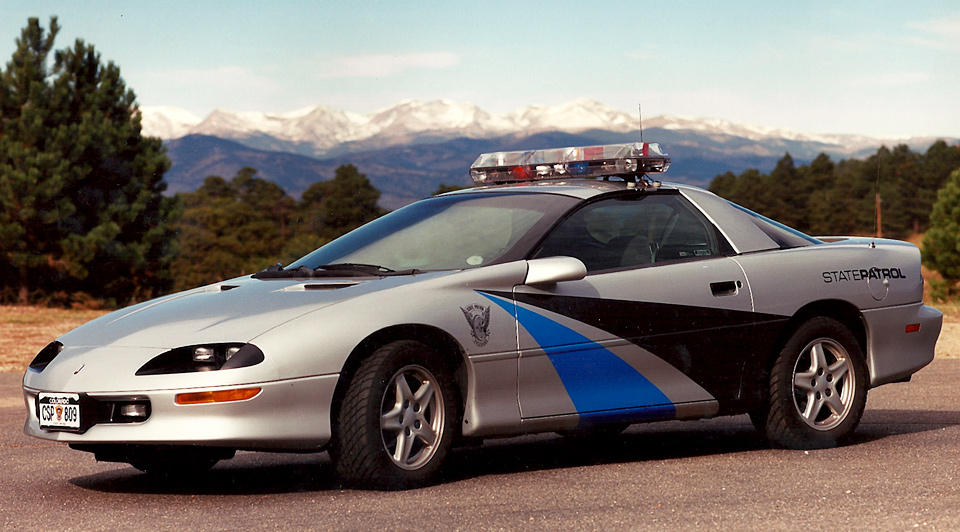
<box><xmin>515</xmin><ymin>400</ymin><xmax>721</xmax><ymax>435</ymax></box>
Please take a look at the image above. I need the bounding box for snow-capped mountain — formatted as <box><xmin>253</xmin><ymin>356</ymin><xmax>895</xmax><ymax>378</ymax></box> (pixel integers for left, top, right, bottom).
<box><xmin>503</xmin><ymin>98</ymin><xmax>637</xmax><ymax>133</ymax></box>
<box><xmin>149</xmin><ymin>98</ymin><xmax>955</xmax><ymax>208</ymax></box>
<box><xmin>142</xmin><ymin>98</ymin><xmax>642</xmax><ymax>145</ymax></box>
<box><xmin>138</xmin><ymin>106</ymin><xmax>202</xmax><ymax>139</ymax></box>
<box><xmin>644</xmin><ymin>115</ymin><xmax>884</xmax><ymax>153</ymax></box>
<box><xmin>141</xmin><ymin>98</ymin><xmax>925</xmax><ymax>160</ymax></box>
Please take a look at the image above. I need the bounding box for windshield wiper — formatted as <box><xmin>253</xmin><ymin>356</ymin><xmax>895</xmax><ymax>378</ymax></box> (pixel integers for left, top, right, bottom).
<box><xmin>252</xmin><ymin>263</ymin><xmax>418</xmax><ymax>279</ymax></box>
<box><xmin>319</xmin><ymin>263</ymin><xmax>421</xmax><ymax>276</ymax></box>
<box><xmin>317</xmin><ymin>263</ymin><xmax>396</xmax><ymax>274</ymax></box>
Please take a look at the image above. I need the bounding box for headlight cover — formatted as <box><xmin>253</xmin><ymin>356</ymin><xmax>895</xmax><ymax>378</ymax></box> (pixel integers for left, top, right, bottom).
<box><xmin>136</xmin><ymin>343</ymin><xmax>265</xmax><ymax>375</ymax></box>
<box><xmin>28</xmin><ymin>341</ymin><xmax>64</xmax><ymax>373</ymax></box>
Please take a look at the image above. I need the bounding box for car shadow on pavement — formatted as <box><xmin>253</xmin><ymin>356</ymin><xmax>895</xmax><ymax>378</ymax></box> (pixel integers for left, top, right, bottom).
<box><xmin>70</xmin><ymin>453</ymin><xmax>339</xmax><ymax>494</ymax></box>
<box><xmin>446</xmin><ymin>408</ymin><xmax>960</xmax><ymax>483</ymax></box>
<box><xmin>69</xmin><ymin>410</ymin><xmax>960</xmax><ymax>495</ymax></box>
<box><xmin>444</xmin><ymin>422</ymin><xmax>767</xmax><ymax>483</ymax></box>
<box><xmin>851</xmin><ymin>408</ymin><xmax>960</xmax><ymax>442</ymax></box>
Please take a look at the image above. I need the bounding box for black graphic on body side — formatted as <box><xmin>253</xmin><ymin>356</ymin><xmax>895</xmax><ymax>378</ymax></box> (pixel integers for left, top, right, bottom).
<box><xmin>483</xmin><ymin>290</ymin><xmax>788</xmax><ymax>409</ymax></box>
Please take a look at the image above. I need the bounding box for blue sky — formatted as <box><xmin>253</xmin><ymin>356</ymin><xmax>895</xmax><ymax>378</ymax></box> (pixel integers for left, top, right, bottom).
<box><xmin>1</xmin><ymin>1</ymin><xmax>958</xmax><ymax>138</ymax></box>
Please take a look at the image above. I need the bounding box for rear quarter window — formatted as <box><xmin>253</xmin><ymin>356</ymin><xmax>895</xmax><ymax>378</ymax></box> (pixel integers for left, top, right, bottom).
<box><xmin>728</xmin><ymin>202</ymin><xmax>821</xmax><ymax>249</ymax></box>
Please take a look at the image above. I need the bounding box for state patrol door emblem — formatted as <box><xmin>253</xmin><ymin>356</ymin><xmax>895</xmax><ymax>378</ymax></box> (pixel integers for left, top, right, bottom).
<box><xmin>460</xmin><ymin>304</ymin><xmax>491</xmax><ymax>347</ymax></box>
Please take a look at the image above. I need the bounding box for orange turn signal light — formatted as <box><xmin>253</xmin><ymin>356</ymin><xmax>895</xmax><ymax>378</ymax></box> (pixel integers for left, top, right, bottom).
<box><xmin>175</xmin><ymin>387</ymin><xmax>261</xmax><ymax>405</ymax></box>
<box><xmin>905</xmin><ymin>323</ymin><xmax>921</xmax><ymax>334</ymax></box>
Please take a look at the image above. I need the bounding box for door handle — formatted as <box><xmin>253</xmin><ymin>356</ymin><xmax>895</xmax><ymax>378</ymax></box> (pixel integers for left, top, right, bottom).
<box><xmin>710</xmin><ymin>280</ymin><xmax>741</xmax><ymax>297</ymax></box>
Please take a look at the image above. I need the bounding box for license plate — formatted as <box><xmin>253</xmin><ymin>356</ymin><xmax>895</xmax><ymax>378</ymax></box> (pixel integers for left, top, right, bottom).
<box><xmin>38</xmin><ymin>392</ymin><xmax>81</xmax><ymax>430</ymax></box>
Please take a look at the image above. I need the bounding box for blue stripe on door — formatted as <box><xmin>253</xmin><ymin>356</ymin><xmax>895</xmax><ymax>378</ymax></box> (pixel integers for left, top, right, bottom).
<box><xmin>481</xmin><ymin>292</ymin><xmax>675</xmax><ymax>418</ymax></box>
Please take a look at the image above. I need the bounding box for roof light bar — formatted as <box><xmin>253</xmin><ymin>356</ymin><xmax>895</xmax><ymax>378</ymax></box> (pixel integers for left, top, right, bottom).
<box><xmin>469</xmin><ymin>142</ymin><xmax>670</xmax><ymax>185</ymax></box>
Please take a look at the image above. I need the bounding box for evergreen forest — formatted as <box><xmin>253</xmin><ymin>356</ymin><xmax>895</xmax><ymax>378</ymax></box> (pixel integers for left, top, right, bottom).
<box><xmin>708</xmin><ymin>143</ymin><xmax>960</xmax><ymax>239</ymax></box>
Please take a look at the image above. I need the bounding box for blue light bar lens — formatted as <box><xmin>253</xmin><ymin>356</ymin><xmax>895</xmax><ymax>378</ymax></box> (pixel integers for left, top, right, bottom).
<box><xmin>469</xmin><ymin>142</ymin><xmax>670</xmax><ymax>184</ymax></box>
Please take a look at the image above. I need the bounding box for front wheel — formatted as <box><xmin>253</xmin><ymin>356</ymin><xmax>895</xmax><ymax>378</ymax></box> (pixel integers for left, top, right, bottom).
<box><xmin>332</xmin><ymin>340</ymin><xmax>460</xmax><ymax>489</ymax></box>
<box><xmin>759</xmin><ymin>317</ymin><xmax>868</xmax><ymax>449</ymax></box>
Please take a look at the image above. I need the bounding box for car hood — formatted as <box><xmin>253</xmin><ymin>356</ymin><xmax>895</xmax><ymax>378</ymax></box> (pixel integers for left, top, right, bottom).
<box><xmin>58</xmin><ymin>272</ymin><xmax>452</xmax><ymax>350</ymax></box>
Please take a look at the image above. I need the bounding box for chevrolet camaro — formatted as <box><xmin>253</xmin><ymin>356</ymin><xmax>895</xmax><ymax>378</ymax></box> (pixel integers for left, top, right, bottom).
<box><xmin>23</xmin><ymin>142</ymin><xmax>941</xmax><ymax>489</ymax></box>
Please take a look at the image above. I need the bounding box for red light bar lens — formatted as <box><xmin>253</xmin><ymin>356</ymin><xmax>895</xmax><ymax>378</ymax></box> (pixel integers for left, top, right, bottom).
<box><xmin>469</xmin><ymin>142</ymin><xmax>670</xmax><ymax>184</ymax></box>
<box><xmin>905</xmin><ymin>323</ymin><xmax>921</xmax><ymax>333</ymax></box>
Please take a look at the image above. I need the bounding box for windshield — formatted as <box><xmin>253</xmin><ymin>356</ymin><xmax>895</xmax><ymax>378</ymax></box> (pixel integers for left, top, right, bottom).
<box><xmin>288</xmin><ymin>192</ymin><xmax>578</xmax><ymax>272</ymax></box>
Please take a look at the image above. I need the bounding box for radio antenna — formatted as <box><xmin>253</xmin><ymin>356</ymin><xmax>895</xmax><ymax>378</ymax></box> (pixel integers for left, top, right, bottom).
<box><xmin>638</xmin><ymin>104</ymin><xmax>644</xmax><ymax>143</ymax></box>
<box><xmin>874</xmin><ymin>150</ymin><xmax>883</xmax><ymax>243</ymax></box>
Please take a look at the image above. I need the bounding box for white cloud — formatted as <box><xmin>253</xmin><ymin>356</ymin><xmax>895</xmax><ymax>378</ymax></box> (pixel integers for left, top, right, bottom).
<box><xmin>316</xmin><ymin>52</ymin><xmax>460</xmax><ymax>79</ymax></box>
<box><xmin>907</xmin><ymin>15</ymin><xmax>960</xmax><ymax>52</ymax></box>
<box><xmin>909</xmin><ymin>15</ymin><xmax>960</xmax><ymax>37</ymax></box>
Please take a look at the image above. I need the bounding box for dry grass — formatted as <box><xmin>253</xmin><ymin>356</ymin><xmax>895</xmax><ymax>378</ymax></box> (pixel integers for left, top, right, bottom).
<box><xmin>0</xmin><ymin>306</ymin><xmax>108</xmax><ymax>372</ymax></box>
<box><xmin>933</xmin><ymin>301</ymin><xmax>960</xmax><ymax>359</ymax></box>
<box><xmin>905</xmin><ymin>233</ymin><xmax>960</xmax><ymax>358</ymax></box>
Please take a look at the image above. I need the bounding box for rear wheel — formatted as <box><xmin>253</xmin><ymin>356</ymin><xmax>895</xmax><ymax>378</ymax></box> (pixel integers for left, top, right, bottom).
<box><xmin>759</xmin><ymin>317</ymin><xmax>868</xmax><ymax>449</ymax></box>
<box><xmin>332</xmin><ymin>340</ymin><xmax>459</xmax><ymax>489</ymax></box>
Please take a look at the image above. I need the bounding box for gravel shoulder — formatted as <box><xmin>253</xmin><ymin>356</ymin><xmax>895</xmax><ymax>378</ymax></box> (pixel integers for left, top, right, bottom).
<box><xmin>935</xmin><ymin>314</ymin><xmax>960</xmax><ymax>358</ymax></box>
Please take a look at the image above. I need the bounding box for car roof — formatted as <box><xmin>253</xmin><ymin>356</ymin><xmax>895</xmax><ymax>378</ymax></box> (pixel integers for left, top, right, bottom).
<box><xmin>444</xmin><ymin>178</ymin><xmax>689</xmax><ymax>200</ymax></box>
<box><xmin>443</xmin><ymin>178</ymin><xmax>785</xmax><ymax>255</ymax></box>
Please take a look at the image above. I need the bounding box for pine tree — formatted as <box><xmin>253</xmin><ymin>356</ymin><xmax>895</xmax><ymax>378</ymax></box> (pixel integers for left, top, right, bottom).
<box><xmin>302</xmin><ymin>164</ymin><xmax>385</xmax><ymax>240</ymax></box>
<box><xmin>765</xmin><ymin>153</ymin><xmax>808</xmax><ymax>228</ymax></box>
<box><xmin>171</xmin><ymin>168</ymin><xmax>305</xmax><ymax>290</ymax></box>
<box><xmin>0</xmin><ymin>17</ymin><xmax>179</xmax><ymax>305</ymax></box>
<box><xmin>170</xmin><ymin>165</ymin><xmax>387</xmax><ymax>291</ymax></box>
<box><xmin>707</xmin><ymin>171</ymin><xmax>738</xmax><ymax>199</ymax></box>
<box><xmin>707</xmin><ymin>142</ymin><xmax>960</xmax><ymax>239</ymax></box>
<box><xmin>0</xmin><ymin>17</ymin><xmax>64</xmax><ymax>304</ymax></box>
<box><xmin>803</xmin><ymin>153</ymin><xmax>837</xmax><ymax>235</ymax></box>
<box><xmin>922</xmin><ymin>168</ymin><xmax>960</xmax><ymax>284</ymax></box>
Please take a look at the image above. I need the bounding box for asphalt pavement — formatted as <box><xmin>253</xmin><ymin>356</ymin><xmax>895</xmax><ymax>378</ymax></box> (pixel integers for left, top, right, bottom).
<box><xmin>3</xmin><ymin>361</ymin><xmax>960</xmax><ymax>531</ymax></box>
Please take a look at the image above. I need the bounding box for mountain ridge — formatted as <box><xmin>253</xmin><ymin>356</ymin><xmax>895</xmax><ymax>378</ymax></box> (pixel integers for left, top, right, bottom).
<box><xmin>143</xmin><ymin>98</ymin><xmax>945</xmax><ymax>160</ymax></box>
<box><xmin>151</xmin><ymin>99</ymin><xmax>957</xmax><ymax>210</ymax></box>
<box><xmin>165</xmin><ymin>127</ymin><xmax>951</xmax><ymax>211</ymax></box>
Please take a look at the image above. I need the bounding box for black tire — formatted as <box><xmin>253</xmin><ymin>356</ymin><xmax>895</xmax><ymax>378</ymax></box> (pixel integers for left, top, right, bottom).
<box><xmin>760</xmin><ymin>317</ymin><xmax>868</xmax><ymax>449</ymax></box>
<box><xmin>332</xmin><ymin>340</ymin><xmax>460</xmax><ymax>489</ymax></box>
<box><xmin>130</xmin><ymin>447</ymin><xmax>233</xmax><ymax>477</ymax></box>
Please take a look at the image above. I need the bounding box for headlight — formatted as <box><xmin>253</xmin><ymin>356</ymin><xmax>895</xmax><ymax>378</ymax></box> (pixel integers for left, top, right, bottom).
<box><xmin>28</xmin><ymin>341</ymin><xmax>64</xmax><ymax>373</ymax></box>
<box><xmin>136</xmin><ymin>343</ymin><xmax>264</xmax><ymax>376</ymax></box>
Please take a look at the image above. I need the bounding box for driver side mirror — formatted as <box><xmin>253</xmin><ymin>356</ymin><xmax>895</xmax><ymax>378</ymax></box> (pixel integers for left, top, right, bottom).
<box><xmin>524</xmin><ymin>256</ymin><xmax>587</xmax><ymax>286</ymax></box>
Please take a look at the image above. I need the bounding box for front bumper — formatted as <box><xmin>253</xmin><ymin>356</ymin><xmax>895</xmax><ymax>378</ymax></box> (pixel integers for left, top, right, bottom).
<box><xmin>862</xmin><ymin>302</ymin><xmax>942</xmax><ymax>387</ymax></box>
<box><xmin>23</xmin><ymin>373</ymin><xmax>339</xmax><ymax>451</ymax></box>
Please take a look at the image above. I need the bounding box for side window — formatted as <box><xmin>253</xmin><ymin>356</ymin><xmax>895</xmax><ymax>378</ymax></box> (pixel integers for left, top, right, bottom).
<box><xmin>534</xmin><ymin>194</ymin><xmax>723</xmax><ymax>271</ymax></box>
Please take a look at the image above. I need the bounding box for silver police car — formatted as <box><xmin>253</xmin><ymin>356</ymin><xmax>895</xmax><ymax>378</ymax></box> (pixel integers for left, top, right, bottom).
<box><xmin>23</xmin><ymin>142</ymin><xmax>941</xmax><ymax>489</ymax></box>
